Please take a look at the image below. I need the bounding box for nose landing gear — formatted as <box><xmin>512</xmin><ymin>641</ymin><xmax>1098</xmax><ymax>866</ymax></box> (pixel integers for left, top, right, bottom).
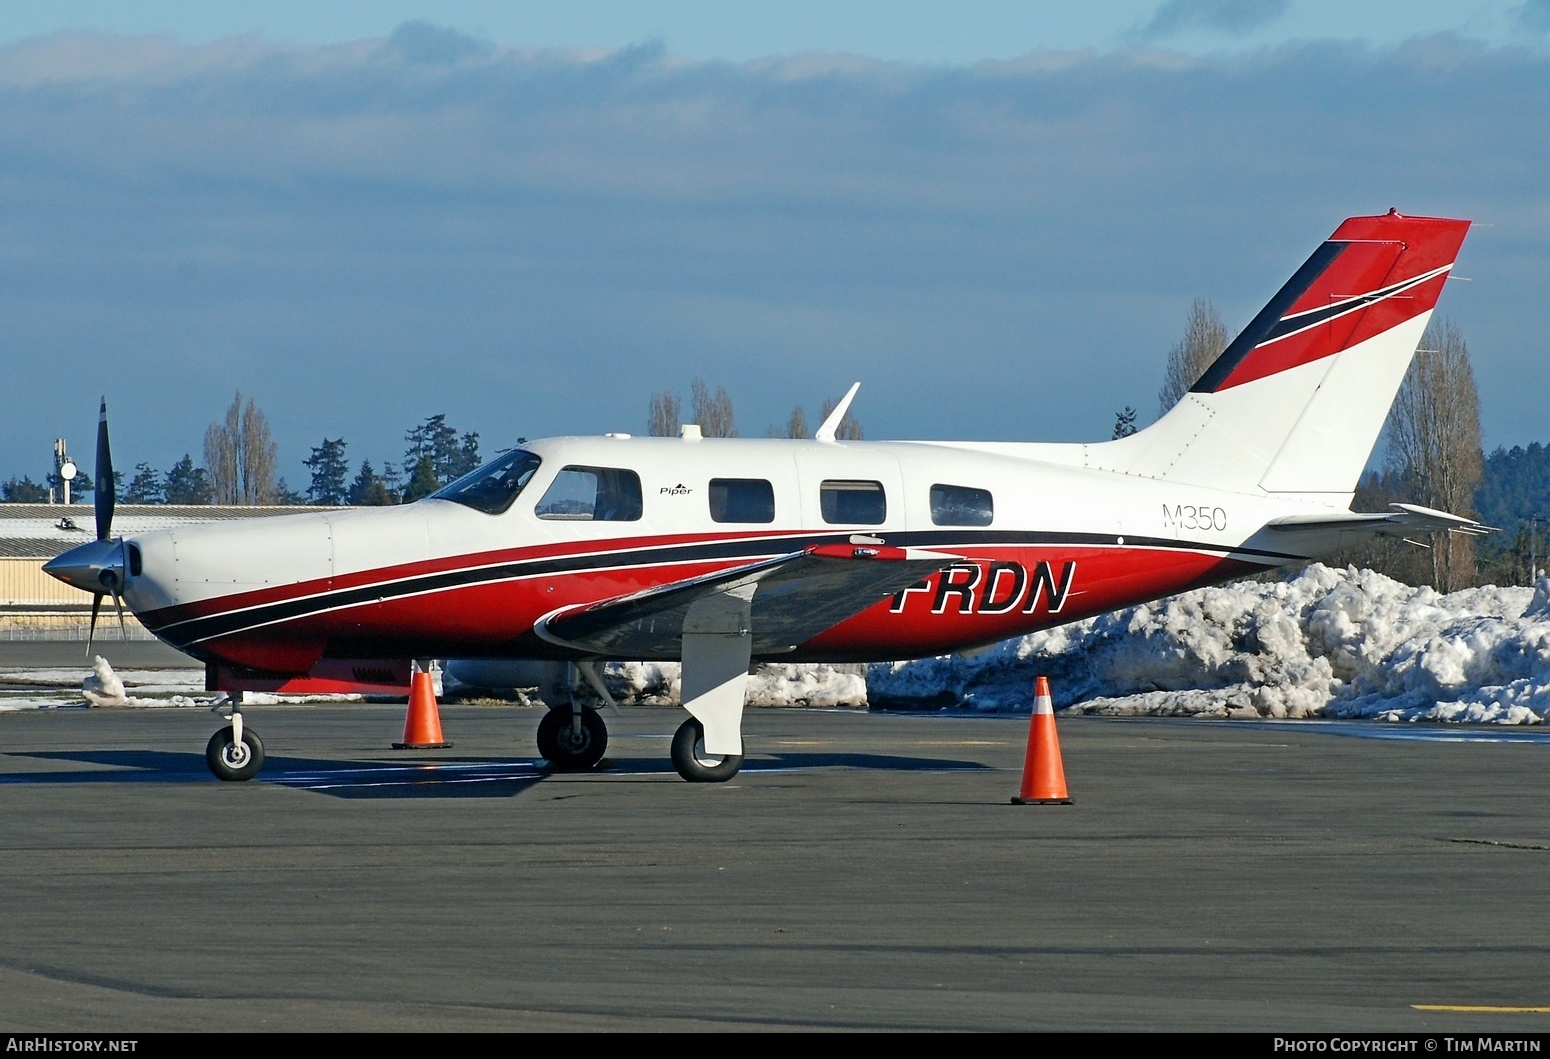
<box><xmin>206</xmin><ymin>698</ymin><xmax>264</xmax><ymax>781</ymax></box>
<box><xmin>533</xmin><ymin>659</ymin><xmax>611</xmax><ymax>771</ymax></box>
<box><xmin>536</xmin><ymin>706</ymin><xmax>608</xmax><ymax>770</ymax></box>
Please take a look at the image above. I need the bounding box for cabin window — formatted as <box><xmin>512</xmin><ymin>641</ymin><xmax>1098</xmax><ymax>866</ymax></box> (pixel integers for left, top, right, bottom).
<box><xmin>930</xmin><ymin>484</ymin><xmax>994</xmax><ymax>527</ymax></box>
<box><xmin>431</xmin><ymin>449</ymin><xmax>542</xmax><ymax>515</ymax></box>
<box><xmin>709</xmin><ymin>478</ymin><xmax>775</xmax><ymax>524</ymax></box>
<box><xmin>820</xmin><ymin>480</ymin><xmax>886</xmax><ymax>525</ymax></box>
<box><xmin>535</xmin><ymin>466</ymin><xmax>643</xmax><ymax>521</ymax></box>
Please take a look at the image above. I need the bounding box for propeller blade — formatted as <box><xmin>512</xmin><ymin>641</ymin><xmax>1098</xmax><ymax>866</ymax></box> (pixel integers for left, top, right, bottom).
<box><xmin>95</xmin><ymin>397</ymin><xmax>115</xmax><ymax>542</ymax></box>
<box><xmin>111</xmin><ymin>590</ymin><xmax>127</xmax><ymax>641</ymax></box>
<box><xmin>85</xmin><ymin>593</ymin><xmax>102</xmax><ymax>661</ymax></box>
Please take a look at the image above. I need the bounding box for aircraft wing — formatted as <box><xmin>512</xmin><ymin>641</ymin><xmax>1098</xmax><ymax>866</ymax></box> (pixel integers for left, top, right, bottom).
<box><xmin>535</xmin><ymin>542</ymin><xmax>960</xmax><ymax>657</ymax></box>
<box><xmin>1266</xmin><ymin>502</ymin><xmax>1494</xmax><ymax>539</ymax></box>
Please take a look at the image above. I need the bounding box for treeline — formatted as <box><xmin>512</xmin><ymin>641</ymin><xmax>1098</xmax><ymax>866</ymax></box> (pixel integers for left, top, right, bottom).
<box><xmin>1139</xmin><ymin>301</ymin><xmax>1545</xmax><ymax>591</ymax></box>
<box><xmin>0</xmin><ymin>392</ymin><xmax>483</xmax><ymax>508</ymax></box>
<box><xmin>646</xmin><ymin>378</ymin><xmax>862</xmax><ymax>440</ymax></box>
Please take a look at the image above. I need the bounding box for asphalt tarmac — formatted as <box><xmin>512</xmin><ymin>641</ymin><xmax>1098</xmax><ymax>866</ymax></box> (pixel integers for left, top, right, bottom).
<box><xmin>1</xmin><ymin>703</ymin><xmax>1549</xmax><ymax>1032</ymax></box>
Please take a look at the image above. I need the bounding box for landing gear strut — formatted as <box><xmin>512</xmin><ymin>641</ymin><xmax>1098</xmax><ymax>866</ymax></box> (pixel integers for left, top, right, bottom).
<box><xmin>206</xmin><ymin>696</ymin><xmax>265</xmax><ymax>781</ymax></box>
<box><xmin>534</xmin><ymin>660</ymin><xmax>612</xmax><ymax>771</ymax></box>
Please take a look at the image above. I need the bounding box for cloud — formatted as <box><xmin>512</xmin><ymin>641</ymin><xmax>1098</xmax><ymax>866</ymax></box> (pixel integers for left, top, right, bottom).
<box><xmin>383</xmin><ymin>20</ymin><xmax>493</xmax><ymax>65</ymax></box>
<box><xmin>1515</xmin><ymin>0</ymin><xmax>1550</xmax><ymax>34</ymax></box>
<box><xmin>1137</xmin><ymin>0</ymin><xmax>1291</xmax><ymax>41</ymax></box>
<box><xmin>0</xmin><ymin>28</ymin><xmax>1544</xmax><ymax>482</ymax></box>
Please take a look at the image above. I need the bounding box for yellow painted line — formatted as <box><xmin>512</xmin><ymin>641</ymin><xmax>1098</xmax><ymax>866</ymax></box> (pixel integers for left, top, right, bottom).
<box><xmin>1412</xmin><ymin>1005</ymin><xmax>1550</xmax><ymax>1013</ymax></box>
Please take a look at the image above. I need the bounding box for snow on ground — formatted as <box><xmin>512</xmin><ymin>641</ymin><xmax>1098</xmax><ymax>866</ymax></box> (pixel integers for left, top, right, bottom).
<box><xmin>0</xmin><ymin>658</ymin><xmax>360</xmax><ymax>711</ymax></box>
<box><xmin>868</xmin><ymin>564</ymin><xmax>1550</xmax><ymax>724</ymax></box>
<box><xmin>5</xmin><ymin>565</ymin><xmax>1547</xmax><ymax>723</ymax></box>
<box><xmin>604</xmin><ymin>661</ymin><xmax>868</xmax><ymax>709</ymax></box>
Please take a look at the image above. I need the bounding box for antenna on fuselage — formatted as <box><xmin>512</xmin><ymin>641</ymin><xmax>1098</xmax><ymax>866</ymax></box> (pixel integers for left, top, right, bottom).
<box><xmin>815</xmin><ymin>382</ymin><xmax>860</xmax><ymax>443</ymax></box>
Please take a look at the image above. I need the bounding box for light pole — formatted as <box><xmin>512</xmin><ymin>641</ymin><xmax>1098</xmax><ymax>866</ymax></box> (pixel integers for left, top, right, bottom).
<box><xmin>53</xmin><ymin>438</ymin><xmax>76</xmax><ymax>505</ymax></box>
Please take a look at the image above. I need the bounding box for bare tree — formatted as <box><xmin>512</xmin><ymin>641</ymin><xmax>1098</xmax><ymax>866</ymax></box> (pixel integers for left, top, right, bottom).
<box><xmin>204</xmin><ymin>391</ymin><xmax>278</xmax><ymax>505</ymax></box>
<box><xmin>204</xmin><ymin>400</ymin><xmax>240</xmax><ymax>505</ymax></box>
<box><xmin>785</xmin><ymin>405</ymin><xmax>808</xmax><ymax>439</ymax></box>
<box><xmin>647</xmin><ymin>390</ymin><xmax>681</xmax><ymax>437</ymax></box>
<box><xmin>690</xmin><ymin>379</ymin><xmax>737</xmax><ymax>438</ymax></box>
<box><xmin>819</xmin><ymin>394</ymin><xmax>863</xmax><ymax>440</ymax></box>
<box><xmin>1384</xmin><ymin>317</ymin><xmax>1484</xmax><ymax>591</ymax></box>
<box><xmin>1158</xmin><ymin>299</ymin><xmax>1230</xmax><ymax>414</ymax></box>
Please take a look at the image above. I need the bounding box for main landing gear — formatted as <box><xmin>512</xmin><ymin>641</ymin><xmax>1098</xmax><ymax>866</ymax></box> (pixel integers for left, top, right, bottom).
<box><xmin>670</xmin><ymin>718</ymin><xmax>743</xmax><ymax>783</ymax></box>
<box><xmin>206</xmin><ymin>696</ymin><xmax>264</xmax><ymax>781</ymax></box>
<box><xmin>532</xmin><ymin>656</ymin><xmax>749</xmax><ymax>783</ymax></box>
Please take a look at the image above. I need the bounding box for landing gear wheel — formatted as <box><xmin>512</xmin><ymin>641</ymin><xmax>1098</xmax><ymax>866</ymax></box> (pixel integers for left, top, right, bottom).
<box><xmin>536</xmin><ymin>708</ymin><xmax>608</xmax><ymax>771</ymax></box>
<box><xmin>670</xmin><ymin>718</ymin><xmax>743</xmax><ymax>783</ymax></box>
<box><xmin>206</xmin><ymin>725</ymin><xmax>265</xmax><ymax>782</ymax></box>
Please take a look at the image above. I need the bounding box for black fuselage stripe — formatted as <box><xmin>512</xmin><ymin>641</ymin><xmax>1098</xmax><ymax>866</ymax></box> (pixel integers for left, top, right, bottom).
<box><xmin>148</xmin><ymin>530</ymin><xmax>1296</xmax><ymax>647</ymax></box>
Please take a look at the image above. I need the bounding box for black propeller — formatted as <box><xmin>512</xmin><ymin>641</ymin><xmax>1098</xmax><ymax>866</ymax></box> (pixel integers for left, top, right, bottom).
<box><xmin>85</xmin><ymin>397</ymin><xmax>126</xmax><ymax>659</ymax></box>
<box><xmin>95</xmin><ymin>396</ymin><xmax>114</xmax><ymax>543</ymax></box>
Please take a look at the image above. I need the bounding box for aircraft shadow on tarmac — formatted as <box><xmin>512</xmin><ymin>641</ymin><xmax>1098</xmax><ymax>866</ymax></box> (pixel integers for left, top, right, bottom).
<box><xmin>0</xmin><ymin>749</ymin><xmax>993</xmax><ymax>799</ymax></box>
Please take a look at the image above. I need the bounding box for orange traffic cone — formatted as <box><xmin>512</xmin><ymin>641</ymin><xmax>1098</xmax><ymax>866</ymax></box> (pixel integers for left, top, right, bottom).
<box><xmin>1012</xmin><ymin>675</ymin><xmax>1071</xmax><ymax>805</ymax></box>
<box><xmin>393</xmin><ymin>661</ymin><xmax>452</xmax><ymax>749</ymax></box>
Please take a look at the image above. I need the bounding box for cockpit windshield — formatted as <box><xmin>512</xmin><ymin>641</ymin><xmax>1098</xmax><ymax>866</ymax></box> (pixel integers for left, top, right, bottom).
<box><xmin>430</xmin><ymin>449</ymin><xmax>542</xmax><ymax>515</ymax></box>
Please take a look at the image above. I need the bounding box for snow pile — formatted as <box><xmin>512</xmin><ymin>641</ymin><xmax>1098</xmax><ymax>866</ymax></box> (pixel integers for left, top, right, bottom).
<box><xmin>81</xmin><ymin>655</ymin><xmax>129</xmax><ymax>707</ymax></box>
<box><xmin>604</xmin><ymin>661</ymin><xmax>868</xmax><ymax>709</ymax></box>
<box><xmin>867</xmin><ymin>564</ymin><xmax>1550</xmax><ymax>724</ymax></box>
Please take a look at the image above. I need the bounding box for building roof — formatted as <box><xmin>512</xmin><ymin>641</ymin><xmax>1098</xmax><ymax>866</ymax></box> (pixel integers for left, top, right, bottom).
<box><xmin>0</xmin><ymin>504</ymin><xmax>346</xmax><ymax>559</ymax></box>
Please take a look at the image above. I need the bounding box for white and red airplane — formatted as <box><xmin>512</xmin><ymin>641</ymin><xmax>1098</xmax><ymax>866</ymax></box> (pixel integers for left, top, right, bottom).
<box><xmin>46</xmin><ymin>210</ymin><xmax>1486</xmax><ymax>783</ymax></box>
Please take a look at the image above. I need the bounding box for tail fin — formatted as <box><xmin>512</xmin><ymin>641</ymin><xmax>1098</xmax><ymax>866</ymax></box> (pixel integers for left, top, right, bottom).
<box><xmin>1090</xmin><ymin>210</ymin><xmax>1470</xmax><ymax>501</ymax></box>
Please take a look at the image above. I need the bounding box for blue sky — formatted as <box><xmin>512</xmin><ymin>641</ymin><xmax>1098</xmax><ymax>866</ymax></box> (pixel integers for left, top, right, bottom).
<box><xmin>2</xmin><ymin>3</ymin><xmax>1548</xmax><ymax>489</ymax></box>
<box><xmin>0</xmin><ymin>2</ymin><xmax>1542</xmax><ymax>61</ymax></box>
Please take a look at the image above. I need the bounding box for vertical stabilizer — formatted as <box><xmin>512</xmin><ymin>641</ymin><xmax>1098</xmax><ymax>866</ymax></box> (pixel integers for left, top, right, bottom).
<box><xmin>1086</xmin><ymin>211</ymin><xmax>1470</xmax><ymax>499</ymax></box>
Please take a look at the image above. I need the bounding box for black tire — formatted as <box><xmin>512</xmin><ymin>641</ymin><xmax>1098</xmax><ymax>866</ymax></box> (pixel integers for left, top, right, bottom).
<box><xmin>670</xmin><ymin>718</ymin><xmax>743</xmax><ymax>783</ymax></box>
<box><xmin>536</xmin><ymin>708</ymin><xmax>608</xmax><ymax>771</ymax></box>
<box><xmin>206</xmin><ymin>725</ymin><xmax>265</xmax><ymax>782</ymax></box>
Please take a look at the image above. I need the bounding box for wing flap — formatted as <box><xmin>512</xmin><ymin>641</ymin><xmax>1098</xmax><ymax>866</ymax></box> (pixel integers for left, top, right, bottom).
<box><xmin>537</xmin><ymin>543</ymin><xmax>959</xmax><ymax>657</ymax></box>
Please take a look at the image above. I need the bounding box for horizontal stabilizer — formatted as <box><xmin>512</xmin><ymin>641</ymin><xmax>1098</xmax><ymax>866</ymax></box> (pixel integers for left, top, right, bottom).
<box><xmin>536</xmin><ymin>542</ymin><xmax>959</xmax><ymax>657</ymax></box>
<box><xmin>1267</xmin><ymin>503</ymin><xmax>1494</xmax><ymax>539</ymax></box>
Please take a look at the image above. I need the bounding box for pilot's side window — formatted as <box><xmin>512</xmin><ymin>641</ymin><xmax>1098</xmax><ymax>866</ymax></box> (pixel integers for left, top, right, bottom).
<box><xmin>820</xmin><ymin>480</ymin><xmax>886</xmax><ymax>525</ymax></box>
<box><xmin>709</xmin><ymin>478</ymin><xmax>775</xmax><ymax>523</ymax></box>
<box><xmin>535</xmin><ymin>466</ymin><xmax>643</xmax><ymax>521</ymax></box>
<box><xmin>930</xmin><ymin>484</ymin><xmax>994</xmax><ymax>527</ymax></box>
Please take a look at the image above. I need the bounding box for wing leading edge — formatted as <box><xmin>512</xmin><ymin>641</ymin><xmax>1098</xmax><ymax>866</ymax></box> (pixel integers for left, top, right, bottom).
<box><xmin>534</xmin><ymin>542</ymin><xmax>961</xmax><ymax>658</ymax></box>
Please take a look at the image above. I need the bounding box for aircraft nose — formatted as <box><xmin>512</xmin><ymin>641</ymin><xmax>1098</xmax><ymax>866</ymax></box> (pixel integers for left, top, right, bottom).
<box><xmin>42</xmin><ymin>538</ymin><xmax>125</xmax><ymax>595</ymax></box>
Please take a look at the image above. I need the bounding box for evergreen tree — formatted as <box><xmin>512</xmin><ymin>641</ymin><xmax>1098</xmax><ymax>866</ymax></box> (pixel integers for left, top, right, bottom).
<box><xmin>1</xmin><ymin>476</ymin><xmax>49</xmax><ymax>502</ymax></box>
<box><xmin>402</xmin><ymin>455</ymin><xmax>440</xmax><ymax>502</ymax></box>
<box><xmin>404</xmin><ymin>414</ymin><xmax>480</xmax><ymax>487</ymax></box>
<box><xmin>348</xmin><ymin>460</ymin><xmax>394</xmax><ymax>506</ymax></box>
<box><xmin>1112</xmin><ymin>407</ymin><xmax>1138</xmax><ymax>439</ymax></box>
<box><xmin>273</xmin><ymin>477</ymin><xmax>309</xmax><ymax>505</ymax></box>
<box><xmin>303</xmin><ymin>437</ymin><xmax>350</xmax><ymax>505</ymax></box>
<box><xmin>163</xmin><ymin>454</ymin><xmax>213</xmax><ymax>504</ymax></box>
<box><xmin>125</xmin><ymin>463</ymin><xmax>164</xmax><ymax>504</ymax></box>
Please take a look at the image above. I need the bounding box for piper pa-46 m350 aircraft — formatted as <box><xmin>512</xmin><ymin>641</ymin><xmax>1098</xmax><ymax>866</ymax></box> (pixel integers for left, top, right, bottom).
<box><xmin>46</xmin><ymin>210</ymin><xmax>1487</xmax><ymax>784</ymax></box>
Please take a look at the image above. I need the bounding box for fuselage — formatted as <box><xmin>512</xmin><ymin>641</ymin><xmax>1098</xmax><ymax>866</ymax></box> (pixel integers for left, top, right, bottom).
<box><xmin>99</xmin><ymin>434</ymin><xmax>1337</xmax><ymax>676</ymax></box>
